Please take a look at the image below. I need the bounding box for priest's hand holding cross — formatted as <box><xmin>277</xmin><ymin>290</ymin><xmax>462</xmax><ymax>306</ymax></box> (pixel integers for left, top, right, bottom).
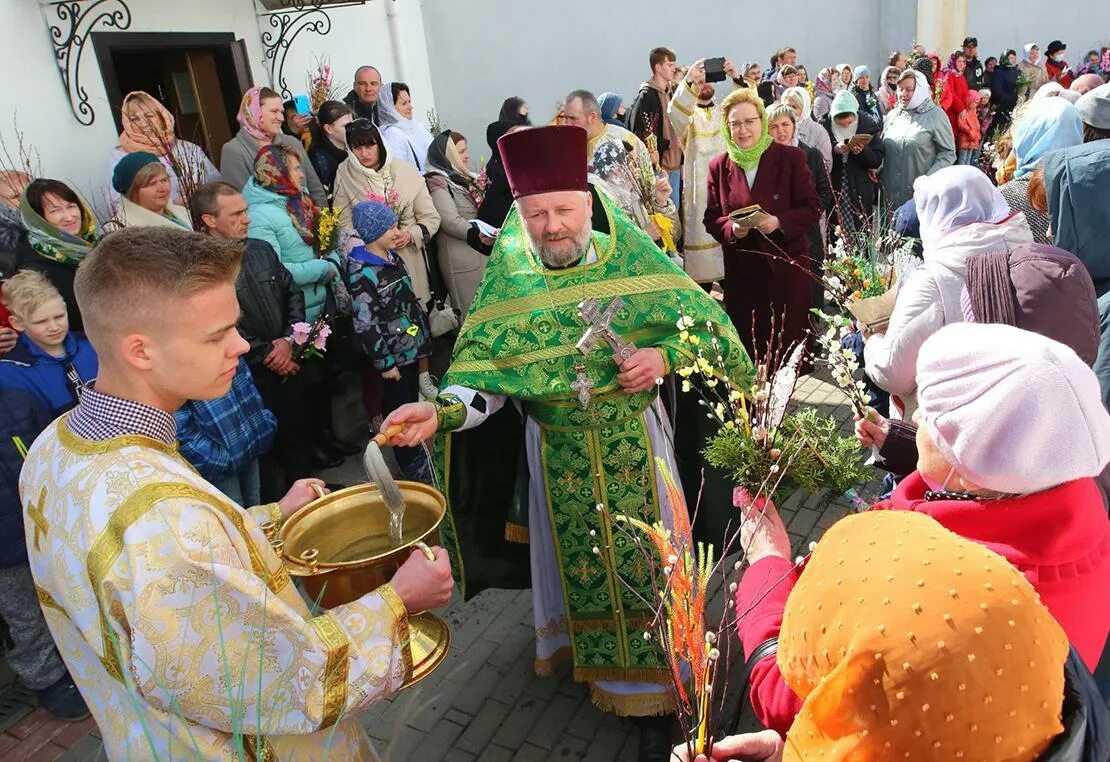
<box><xmin>617</xmin><ymin>348</ymin><xmax>666</xmax><ymax>393</ymax></box>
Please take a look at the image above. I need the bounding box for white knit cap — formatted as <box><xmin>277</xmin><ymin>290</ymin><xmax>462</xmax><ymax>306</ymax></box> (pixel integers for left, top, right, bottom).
<box><xmin>916</xmin><ymin>323</ymin><xmax>1110</xmax><ymax>494</ymax></box>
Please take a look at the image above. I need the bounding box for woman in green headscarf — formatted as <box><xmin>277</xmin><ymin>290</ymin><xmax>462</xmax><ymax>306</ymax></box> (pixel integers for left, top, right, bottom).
<box><xmin>704</xmin><ymin>88</ymin><xmax>822</xmax><ymax>358</ymax></box>
<box><xmin>15</xmin><ymin>178</ymin><xmax>99</xmax><ymax>331</ymax></box>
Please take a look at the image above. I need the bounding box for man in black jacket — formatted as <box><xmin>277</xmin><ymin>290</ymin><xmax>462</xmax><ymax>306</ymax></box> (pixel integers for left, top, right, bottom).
<box><xmin>627</xmin><ymin>46</ymin><xmax>682</xmax><ymax>207</ymax></box>
<box><xmin>191</xmin><ymin>182</ymin><xmax>327</xmax><ymax>499</ymax></box>
<box><xmin>343</xmin><ymin>65</ymin><xmax>382</xmax><ymax>124</ymax></box>
<box><xmin>963</xmin><ymin>36</ymin><xmax>986</xmax><ymax>91</ymax></box>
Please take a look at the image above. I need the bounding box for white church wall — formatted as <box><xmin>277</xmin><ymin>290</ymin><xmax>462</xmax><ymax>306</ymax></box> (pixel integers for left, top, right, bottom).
<box><xmin>0</xmin><ymin>0</ymin><xmax>428</xmax><ymax>214</ymax></box>
<box><xmin>964</xmin><ymin>4</ymin><xmax>1110</xmax><ymax>68</ymax></box>
<box><xmin>0</xmin><ymin>0</ymin><xmax>271</xmax><ymax>208</ymax></box>
<box><xmin>278</xmin><ymin>0</ymin><xmax>438</xmax><ymax>124</ymax></box>
<box><xmin>419</xmin><ymin>0</ymin><xmax>896</xmax><ymax>164</ymax></box>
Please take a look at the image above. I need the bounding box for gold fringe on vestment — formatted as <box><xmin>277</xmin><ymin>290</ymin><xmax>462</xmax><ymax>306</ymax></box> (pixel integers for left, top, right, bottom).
<box><xmin>504</xmin><ymin>522</ymin><xmax>530</xmax><ymax>543</ymax></box>
<box><xmin>588</xmin><ymin>683</ymin><xmax>675</xmax><ymax>717</ymax></box>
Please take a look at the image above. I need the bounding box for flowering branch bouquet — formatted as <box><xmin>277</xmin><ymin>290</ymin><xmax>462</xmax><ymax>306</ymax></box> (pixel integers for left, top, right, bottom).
<box><xmin>290</xmin><ymin>316</ymin><xmax>331</xmax><ymax>362</ymax></box>
<box><xmin>314</xmin><ymin>205</ymin><xmax>341</xmax><ymax>256</ymax></box>
<box><xmin>594</xmin><ymin>458</ymin><xmax>809</xmax><ymax>758</ymax></box>
<box><xmin>615</xmin><ymin>464</ymin><xmax>718</xmax><ymax>757</ymax></box>
<box><xmin>466</xmin><ymin>160</ymin><xmax>490</xmax><ymax>208</ymax></box>
<box><xmin>812</xmin><ymin>312</ymin><xmax>870</xmax><ymax>417</ymax></box>
<box><xmin>307</xmin><ymin>57</ymin><xmax>340</xmax><ymax>115</ymax></box>
<box><xmin>365</xmin><ymin>187</ymin><xmax>403</xmax><ymax>219</ymax></box>
<box><xmin>821</xmin><ymin>206</ymin><xmax>919</xmax><ymax>331</ymax></box>
<box><xmin>675</xmin><ymin>314</ymin><xmax>870</xmax><ymax>500</ymax></box>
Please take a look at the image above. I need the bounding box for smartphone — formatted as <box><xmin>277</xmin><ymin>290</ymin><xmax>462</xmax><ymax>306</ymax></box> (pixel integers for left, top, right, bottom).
<box><xmin>704</xmin><ymin>57</ymin><xmax>727</xmax><ymax>83</ymax></box>
<box><xmin>293</xmin><ymin>94</ymin><xmax>311</xmax><ymax>116</ymax></box>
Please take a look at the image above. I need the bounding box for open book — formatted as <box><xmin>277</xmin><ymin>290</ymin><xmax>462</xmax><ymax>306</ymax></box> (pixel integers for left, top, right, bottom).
<box><xmin>728</xmin><ymin>204</ymin><xmax>771</xmax><ymax>229</ymax></box>
<box><xmin>469</xmin><ymin>219</ymin><xmax>499</xmax><ymax>238</ymax></box>
<box><xmin>846</xmin><ymin>133</ymin><xmax>873</xmax><ymax>148</ymax></box>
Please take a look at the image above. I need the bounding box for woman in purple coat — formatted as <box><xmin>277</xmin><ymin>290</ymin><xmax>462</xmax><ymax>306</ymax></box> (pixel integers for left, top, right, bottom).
<box><xmin>704</xmin><ymin>89</ymin><xmax>822</xmax><ymax>359</ymax></box>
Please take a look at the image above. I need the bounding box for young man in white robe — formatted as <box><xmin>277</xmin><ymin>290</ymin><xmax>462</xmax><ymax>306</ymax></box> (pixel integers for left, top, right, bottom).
<box><xmin>19</xmin><ymin>227</ymin><xmax>454</xmax><ymax>761</ymax></box>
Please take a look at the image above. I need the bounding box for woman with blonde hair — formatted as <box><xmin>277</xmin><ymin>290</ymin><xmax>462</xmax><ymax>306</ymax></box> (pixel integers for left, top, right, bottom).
<box><xmin>105</xmin><ymin>91</ymin><xmax>219</xmax><ymax>214</ymax></box>
<box><xmin>704</xmin><ymin>88</ymin><xmax>821</xmax><ymax>358</ymax></box>
<box><xmin>111</xmin><ymin>152</ymin><xmax>192</xmax><ymax>230</ymax></box>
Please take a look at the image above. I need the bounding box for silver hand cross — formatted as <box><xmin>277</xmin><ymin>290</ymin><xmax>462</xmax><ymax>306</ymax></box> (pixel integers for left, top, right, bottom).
<box><xmin>576</xmin><ymin>297</ymin><xmax>636</xmax><ymax>364</ymax></box>
<box><xmin>570</xmin><ymin>370</ymin><xmax>595</xmax><ymax>409</ymax></box>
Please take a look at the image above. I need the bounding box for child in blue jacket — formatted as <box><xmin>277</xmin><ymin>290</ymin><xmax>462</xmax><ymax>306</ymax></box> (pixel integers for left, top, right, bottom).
<box><xmin>348</xmin><ymin>200</ymin><xmax>432</xmax><ymax>482</ymax></box>
<box><xmin>0</xmin><ymin>271</ymin><xmax>95</xmax><ymax>720</ymax></box>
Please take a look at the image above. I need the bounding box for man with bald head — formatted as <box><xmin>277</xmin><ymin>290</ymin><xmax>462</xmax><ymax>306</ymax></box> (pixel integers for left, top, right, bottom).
<box><xmin>344</xmin><ymin>65</ymin><xmax>383</xmax><ymax>124</ymax></box>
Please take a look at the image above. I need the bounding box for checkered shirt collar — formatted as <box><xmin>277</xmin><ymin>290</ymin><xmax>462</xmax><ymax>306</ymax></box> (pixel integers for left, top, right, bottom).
<box><xmin>66</xmin><ymin>383</ymin><xmax>177</xmax><ymax>444</ymax></box>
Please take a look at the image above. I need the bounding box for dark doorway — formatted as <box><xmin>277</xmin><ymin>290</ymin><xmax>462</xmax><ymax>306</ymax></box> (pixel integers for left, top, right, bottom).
<box><xmin>93</xmin><ymin>32</ymin><xmax>254</xmax><ymax>162</ymax></box>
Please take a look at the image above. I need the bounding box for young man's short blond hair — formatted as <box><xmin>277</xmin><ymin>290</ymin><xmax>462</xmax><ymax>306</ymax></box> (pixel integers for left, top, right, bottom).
<box><xmin>1</xmin><ymin>270</ymin><xmax>62</xmax><ymax>321</ymax></box>
<box><xmin>74</xmin><ymin>227</ymin><xmax>243</xmax><ymax>351</ymax></box>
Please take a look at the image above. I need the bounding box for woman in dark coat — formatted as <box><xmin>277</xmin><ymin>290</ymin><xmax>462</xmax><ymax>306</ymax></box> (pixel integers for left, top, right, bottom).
<box><xmin>768</xmin><ymin>103</ymin><xmax>832</xmax><ymax>309</ymax></box>
<box><xmin>991</xmin><ymin>50</ymin><xmax>1021</xmax><ymax>134</ymax></box>
<box><xmin>821</xmin><ymin>90</ymin><xmax>885</xmax><ymax>227</ymax></box>
<box><xmin>497</xmin><ymin>97</ymin><xmax>530</xmax><ymax>126</ymax></box>
<box><xmin>475</xmin><ymin>121</ymin><xmax>517</xmax><ymax>235</ymax></box>
<box><xmin>705</xmin><ymin>89</ymin><xmax>821</xmax><ymax>358</ymax></box>
<box><xmin>306</xmin><ymin>100</ymin><xmax>353</xmax><ymax>196</ymax></box>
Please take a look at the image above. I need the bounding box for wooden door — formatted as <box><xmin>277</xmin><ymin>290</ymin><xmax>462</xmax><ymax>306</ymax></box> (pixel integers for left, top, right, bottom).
<box><xmin>231</xmin><ymin>39</ymin><xmax>254</xmax><ymax>94</ymax></box>
<box><xmin>186</xmin><ymin>49</ymin><xmax>231</xmax><ymax>160</ymax></box>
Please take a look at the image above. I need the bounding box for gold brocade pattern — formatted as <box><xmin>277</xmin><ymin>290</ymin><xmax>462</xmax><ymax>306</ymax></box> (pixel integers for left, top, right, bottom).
<box><xmin>307</xmin><ymin>612</ymin><xmax>350</xmax><ymax>730</ymax></box>
<box><xmin>20</xmin><ymin>418</ymin><xmax>411</xmax><ymax>761</ymax></box>
<box><xmin>27</xmin><ymin>486</ymin><xmax>48</xmax><ymax>551</ymax></box>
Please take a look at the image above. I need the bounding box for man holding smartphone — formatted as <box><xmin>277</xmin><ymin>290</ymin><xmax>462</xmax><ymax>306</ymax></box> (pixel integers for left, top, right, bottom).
<box><xmin>667</xmin><ymin>57</ymin><xmax>740</xmax><ymax>287</ymax></box>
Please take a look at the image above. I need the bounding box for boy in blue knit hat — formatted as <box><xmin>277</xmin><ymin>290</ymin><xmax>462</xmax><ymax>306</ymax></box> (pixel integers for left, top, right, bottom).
<box><xmin>349</xmin><ymin>199</ymin><xmax>431</xmax><ymax>481</ymax></box>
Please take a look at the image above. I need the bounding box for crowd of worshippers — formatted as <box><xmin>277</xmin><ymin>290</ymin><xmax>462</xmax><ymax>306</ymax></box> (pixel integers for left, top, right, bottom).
<box><xmin>0</xmin><ymin>33</ymin><xmax>1108</xmax><ymax>758</ymax></box>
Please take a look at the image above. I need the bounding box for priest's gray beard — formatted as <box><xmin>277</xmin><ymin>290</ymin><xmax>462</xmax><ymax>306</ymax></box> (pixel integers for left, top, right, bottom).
<box><xmin>527</xmin><ymin>222</ymin><xmax>593</xmax><ymax>269</ymax></box>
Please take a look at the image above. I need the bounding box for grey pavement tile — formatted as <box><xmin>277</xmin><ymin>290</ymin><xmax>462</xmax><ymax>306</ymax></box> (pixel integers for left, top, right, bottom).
<box><xmin>380</xmin><ymin>723</ymin><xmax>426</xmax><ymax>762</ymax></box>
<box><xmin>454</xmin><ymin>699</ymin><xmax>513</xmax><ymax>756</ymax></box>
<box><xmin>527</xmin><ymin>695</ymin><xmax>582</xmax><ymax>750</ymax></box>
<box><xmin>491</xmin><ymin>695</ymin><xmax>548</xmax><ymax>750</ymax></box>
<box><xmin>511</xmin><ymin>742</ymin><xmax>551</xmax><ymax>762</ymax></box>
<box><xmin>417</xmin><ymin>718</ymin><xmax>466</xmax><ymax>761</ymax></box>
<box><xmin>582</xmin><ymin>724</ymin><xmax>630</xmax><ymax>762</ymax></box>
<box><xmin>546</xmin><ymin>731</ymin><xmax>589</xmax><ymax>761</ymax></box>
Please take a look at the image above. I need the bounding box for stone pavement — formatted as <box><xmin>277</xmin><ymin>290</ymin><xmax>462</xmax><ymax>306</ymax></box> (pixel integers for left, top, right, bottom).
<box><xmin>0</xmin><ymin>374</ymin><xmax>868</xmax><ymax>760</ymax></box>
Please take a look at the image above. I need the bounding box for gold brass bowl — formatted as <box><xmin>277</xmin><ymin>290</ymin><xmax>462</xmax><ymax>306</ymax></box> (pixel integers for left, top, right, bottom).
<box><xmin>268</xmin><ymin>481</ymin><xmax>451</xmax><ymax>686</ymax></box>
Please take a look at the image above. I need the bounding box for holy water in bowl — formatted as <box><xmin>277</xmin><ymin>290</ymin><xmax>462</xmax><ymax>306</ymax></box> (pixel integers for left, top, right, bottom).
<box><xmin>324</xmin><ymin>523</ymin><xmax>426</xmax><ymax>564</ymax></box>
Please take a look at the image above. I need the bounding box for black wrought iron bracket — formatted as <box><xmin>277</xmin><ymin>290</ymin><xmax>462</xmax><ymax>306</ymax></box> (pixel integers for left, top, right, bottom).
<box><xmin>257</xmin><ymin>0</ymin><xmax>366</xmax><ymax>99</ymax></box>
<box><xmin>41</xmin><ymin>0</ymin><xmax>133</xmax><ymax>126</ymax></box>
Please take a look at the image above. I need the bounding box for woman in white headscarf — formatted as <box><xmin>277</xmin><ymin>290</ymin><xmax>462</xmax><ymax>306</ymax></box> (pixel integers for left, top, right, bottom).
<box><xmin>378</xmin><ymin>82</ymin><xmax>436</xmax><ymax>171</ymax></box>
<box><xmin>864</xmin><ymin>165</ymin><xmax>1033</xmax><ymax>417</ymax></box>
<box><xmin>781</xmin><ymin>86</ymin><xmax>832</xmax><ymax>171</ymax></box>
<box><xmin>836</xmin><ymin>63</ymin><xmax>853</xmax><ymax>90</ymax></box>
<box><xmin>1018</xmin><ymin>43</ymin><xmax>1050</xmax><ymax>106</ymax></box>
<box><xmin>880</xmin><ymin>69</ymin><xmax>956</xmax><ymax>210</ymax></box>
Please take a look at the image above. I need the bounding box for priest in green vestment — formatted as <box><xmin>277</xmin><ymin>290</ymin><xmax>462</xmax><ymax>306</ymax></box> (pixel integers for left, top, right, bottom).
<box><xmin>385</xmin><ymin>125</ymin><xmax>752</xmax><ymax>755</ymax></box>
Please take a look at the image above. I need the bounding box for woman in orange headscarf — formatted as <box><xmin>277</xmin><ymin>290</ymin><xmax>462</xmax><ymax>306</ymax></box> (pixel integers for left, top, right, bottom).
<box><xmin>104</xmin><ymin>91</ymin><xmax>219</xmax><ymax>214</ymax></box>
<box><xmin>678</xmin><ymin>511</ymin><xmax>1106</xmax><ymax>761</ymax></box>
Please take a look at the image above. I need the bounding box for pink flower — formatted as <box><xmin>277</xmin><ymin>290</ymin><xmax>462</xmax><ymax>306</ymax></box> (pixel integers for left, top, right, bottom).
<box><xmin>313</xmin><ymin>324</ymin><xmax>332</xmax><ymax>351</ymax></box>
<box><xmin>290</xmin><ymin>322</ymin><xmax>312</xmax><ymax>344</ymax></box>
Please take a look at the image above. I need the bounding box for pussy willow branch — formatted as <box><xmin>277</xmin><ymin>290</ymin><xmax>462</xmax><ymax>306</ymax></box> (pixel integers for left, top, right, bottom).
<box><xmin>0</xmin><ymin>114</ymin><xmax>43</xmax><ymax>180</ymax></box>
